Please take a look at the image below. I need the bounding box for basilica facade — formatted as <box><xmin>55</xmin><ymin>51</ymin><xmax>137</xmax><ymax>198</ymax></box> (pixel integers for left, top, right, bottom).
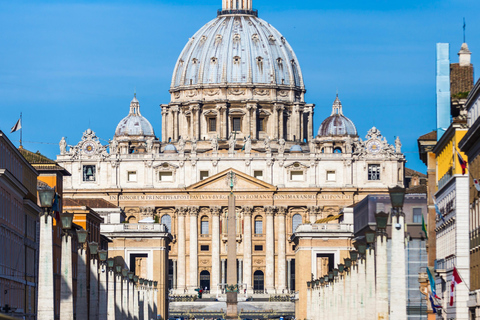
<box><xmin>56</xmin><ymin>0</ymin><xmax>405</xmax><ymax>315</ymax></box>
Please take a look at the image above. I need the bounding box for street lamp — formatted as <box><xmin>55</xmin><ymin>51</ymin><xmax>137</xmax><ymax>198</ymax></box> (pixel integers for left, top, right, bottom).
<box><xmin>344</xmin><ymin>258</ymin><xmax>352</xmax><ymax>269</ymax></box>
<box><xmin>60</xmin><ymin>211</ymin><xmax>74</xmax><ymax>230</ymax></box>
<box><xmin>388</xmin><ymin>185</ymin><xmax>406</xmax><ymax>209</ymax></box>
<box><xmin>338</xmin><ymin>264</ymin><xmax>345</xmax><ymax>273</ymax></box>
<box><xmin>77</xmin><ymin>229</ymin><xmax>88</xmax><ymax>246</ymax></box>
<box><xmin>375</xmin><ymin>211</ymin><xmax>389</xmax><ymax>231</ymax></box>
<box><xmin>354</xmin><ymin>241</ymin><xmax>367</xmax><ymax>257</ymax></box>
<box><xmin>324</xmin><ymin>275</ymin><xmax>329</xmax><ymax>283</ymax></box>
<box><xmin>349</xmin><ymin>250</ymin><xmax>358</xmax><ymax>262</ymax></box>
<box><xmin>98</xmin><ymin>250</ymin><xmax>108</xmax><ymax>263</ymax></box>
<box><xmin>38</xmin><ymin>187</ymin><xmax>55</xmax><ymax>208</ymax></box>
<box><xmin>89</xmin><ymin>241</ymin><xmax>99</xmax><ymax>255</ymax></box>
<box><xmin>365</xmin><ymin>230</ymin><xmax>376</xmax><ymax>246</ymax></box>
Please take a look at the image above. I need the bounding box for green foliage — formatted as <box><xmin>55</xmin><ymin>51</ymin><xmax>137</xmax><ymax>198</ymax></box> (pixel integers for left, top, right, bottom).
<box><xmin>452</xmin><ymin>91</ymin><xmax>470</xmax><ymax>99</ymax></box>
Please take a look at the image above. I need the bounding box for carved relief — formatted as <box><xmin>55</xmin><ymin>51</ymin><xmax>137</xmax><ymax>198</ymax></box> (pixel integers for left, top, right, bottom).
<box><xmin>228</xmin><ymin>88</ymin><xmax>245</xmax><ymax>95</ymax></box>
<box><xmin>254</xmin><ymin>89</ymin><xmax>269</xmax><ymax>96</ymax></box>
<box><xmin>278</xmin><ymin>90</ymin><xmax>289</xmax><ymax>97</ymax></box>
<box><xmin>185</xmin><ymin>90</ymin><xmax>197</xmax><ymax>97</ymax></box>
<box><xmin>205</xmin><ymin>89</ymin><xmax>220</xmax><ymax>96</ymax></box>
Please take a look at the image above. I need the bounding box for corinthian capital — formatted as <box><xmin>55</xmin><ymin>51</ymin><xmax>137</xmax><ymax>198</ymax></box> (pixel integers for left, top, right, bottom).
<box><xmin>210</xmin><ymin>206</ymin><xmax>222</xmax><ymax>216</ymax></box>
<box><xmin>264</xmin><ymin>205</ymin><xmax>276</xmax><ymax>215</ymax></box>
<box><xmin>175</xmin><ymin>206</ymin><xmax>188</xmax><ymax>216</ymax></box>
<box><xmin>241</xmin><ymin>206</ymin><xmax>254</xmax><ymax>216</ymax></box>
<box><xmin>277</xmin><ymin>206</ymin><xmax>288</xmax><ymax>215</ymax></box>
<box><xmin>188</xmin><ymin>206</ymin><xmax>200</xmax><ymax>216</ymax></box>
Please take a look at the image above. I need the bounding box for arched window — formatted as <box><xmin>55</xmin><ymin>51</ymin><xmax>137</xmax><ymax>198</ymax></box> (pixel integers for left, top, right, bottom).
<box><xmin>254</xmin><ymin>215</ymin><xmax>263</xmax><ymax>234</ymax></box>
<box><xmin>161</xmin><ymin>214</ymin><xmax>171</xmax><ymax>232</ymax></box>
<box><xmin>253</xmin><ymin>270</ymin><xmax>264</xmax><ymax>291</ymax></box>
<box><xmin>292</xmin><ymin>214</ymin><xmax>302</xmax><ymax>233</ymax></box>
<box><xmin>201</xmin><ymin>216</ymin><xmax>209</xmax><ymax>235</ymax></box>
<box><xmin>334</xmin><ymin>147</ymin><xmax>342</xmax><ymax>153</ymax></box>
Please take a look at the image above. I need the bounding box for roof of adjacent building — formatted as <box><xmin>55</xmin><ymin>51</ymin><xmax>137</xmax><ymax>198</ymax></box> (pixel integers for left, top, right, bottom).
<box><xmin>64</xmin><ymin>198</ymin><xmax>118</xmax><ymax>209</ymax></box>
<box><xmin>171</xmin><ymin>14</ymin><xmax>304</xmax><ymax>88</ymax></box>
<box><xmin>405</xmin><ymin>167</ymin><xmax>427</xmax><ymax>178</ymax></box>
<box><xmin>18</xmin><ymin>147</ymin><xmax>70</xmax><ymax>175</ymax></box>
<box><xmin>418</xmin><ymin>131</ymin><xmax>437</xmax><ymax>141</ymax></box>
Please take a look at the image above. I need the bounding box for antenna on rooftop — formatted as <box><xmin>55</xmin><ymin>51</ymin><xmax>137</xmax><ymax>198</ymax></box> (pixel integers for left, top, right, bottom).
<box><xmin>463</xmin><ymin>17</ymin><xmax>466</xmax><ymax>43</ymax></box>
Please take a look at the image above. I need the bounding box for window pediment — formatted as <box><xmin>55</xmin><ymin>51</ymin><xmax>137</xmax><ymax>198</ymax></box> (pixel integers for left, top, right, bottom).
<box><xmin>284</xmin><ymin>162</ymin><xmax>309</xmax><ymax>170</ymax></box>
<box><xmin>154</xmin><ymin>162</ymin><xmax>179</xmax><ymax>171</ymax></box>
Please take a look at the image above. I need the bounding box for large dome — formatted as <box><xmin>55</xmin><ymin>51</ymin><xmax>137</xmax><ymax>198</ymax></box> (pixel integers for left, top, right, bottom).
<box><xmin>171</xmin><ymin>13</ymin><xmax>304</xmax><ymax>88</ymax></box>
<box><xmin>115</xmin><ymin>96</ymin><xmax>155</xmax><ymax>137</ymax></box>
<box><xmin>317</xmin><ymin>96</ymin><xmax>357</xmax><ymax>136</ymax></box>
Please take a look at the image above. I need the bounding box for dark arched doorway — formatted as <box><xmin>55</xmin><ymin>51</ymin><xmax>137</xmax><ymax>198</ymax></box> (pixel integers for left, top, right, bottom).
<box><xmin>200</xmin><ymin>270</ymin><xmax>210</xmax><ymax>291</ymax></box>
<box><xmin>253</xmin><ymin>270</ymin><xmax>264</xmax><ymax>292</ymax></box>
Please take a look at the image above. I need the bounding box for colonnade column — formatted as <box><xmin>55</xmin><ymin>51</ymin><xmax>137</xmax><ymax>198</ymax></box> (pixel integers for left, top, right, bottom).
<box><xmin>60</xmin><ymin>231</ymin><xmax>74</xmax><ymax>320</ymax></box>
<box><xmin>176</xmin><ymin>207</ymin><xmax>186</xmax><ymax>292</ymax></box>
<box><xmin>277</xmin><ymin>207</ymin><xmax>287</xmax><ymax>292</ymax></box>
<box><xmin>242</xmin><ymin>206</ymin><xmax>253</xmax><ymax>293</ymax></box>
<box><xmin>98</xmin><ymin>261</ymin><xmax>108</xmax><ymax>320</ymax></box>
<box><xmin>90</xmin><ymin>258</ymin><xmax>99</xmax><ymax>320</ymax></box>
<box><xmin>122</xmin><ymin>272</ymin><xmax>128</xmax><ymax>320</ymax></box>
<box><xmin>365</xmin><ymin>248</ymin><xmax>376</xmax><ymax>320</ymax></box>
<box><xmin>357</xmin><ymin>258</ymin><xmax>366</xmax><ymax>320</ymax></box>
<box><xmin>189</xmin><ymin>206</ymin><xmax>199</xmax><ymax>291</ymax></box>
<box><xmin>264</xmin><ymin>206</ymin><xmax>275</xmax><ymax>292</ymax></box>
<box><xmin>376</xmin><ymin>229</ymin><xmax>388</xmax><ymax>319</ymax></box>
<box><xmin>107</xmin><ymin>266</ymin><xmax>115</xmax><ymax>320</ymax></box>
<box><xmin>76</xmin><ymin>243</ymin><xmax>88</xmax><ymax>320</ymax></box>
<box><xmin>211</xmin><ymin>207</ymin><xmax>221</xmax><ymax>294</ymax></box>
<box><xmin>38</xmin><ymin>211</ymin><xmax>54</xmax><ymax>320</ymax></box>
<box><xmin>390</xmin><ymin>212</ymin><xmax>407</xmax><ymax>320</ymax></box>
<box><xmin>115</xmin><ymin>272</ymin><xmax>123</xmax><ymax>319</ymax></box>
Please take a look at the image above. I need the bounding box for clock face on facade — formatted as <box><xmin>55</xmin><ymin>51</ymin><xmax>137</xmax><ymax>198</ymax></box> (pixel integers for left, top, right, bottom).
<box><xmin>83</xmin><ymin>141</ymin><xmax>96</xmax><ymax>155</ymax></box>
<box><xmin>366</xmin><ymin>140</ymin><xmax>381</xmax><ymax>154</ymax></box>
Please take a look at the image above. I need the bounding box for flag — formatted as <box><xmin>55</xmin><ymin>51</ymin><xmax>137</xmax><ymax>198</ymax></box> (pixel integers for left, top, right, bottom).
<box><xmin>449</xmin><ymin>266</ymin><xmax>463</xmax><ymax>306</ymax></box>
<box><xmin>52</xmin><ymin>193</ymin><xmax>60</xmax><ymax>223</ymax></box>
<box><xmin>432</xmin><ymin>196</ymin><xmax>445</xmax><ymax>223</ymax></box>
<box><xmin>426</xmin><ymin>267</ymin><xmax>441</xmax><ymax>300</ymax></box>
<box><xmin>10</xmin><ymin>118</ymin><xmax>21</xmax><ymax>133</ymax></box>
<box><xmin>456</xmin><ymin>149</ymin><xmax>467</xmax><ymax>175</ymax></box>
<box><xmin>422</xmin><ymin>214</ymin><xmax>428</xmax><ymax>239</ymax></box>
<box><xmin>429</xmin><ymin>293</ymin><xmax>442</xmax><ymax>313</ymax></box>
<box><xmin>474</xmin><ymin>178</ymin><xmax>480</xmax><ymax>192</ymax></box>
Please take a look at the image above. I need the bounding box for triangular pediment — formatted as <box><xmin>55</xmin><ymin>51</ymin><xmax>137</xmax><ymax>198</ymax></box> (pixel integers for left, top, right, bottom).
<box><xmin>186</xmin><ymin>168</ymin><xmax>276</xmax><ymax>192</ymax></box>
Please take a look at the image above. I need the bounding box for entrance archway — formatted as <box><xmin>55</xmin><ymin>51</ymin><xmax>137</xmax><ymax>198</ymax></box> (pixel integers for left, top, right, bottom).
<box><xmin>200</xmin><ymin>270</ymin><xmax>210</xmax><ymax>290</ymax></box>
<box><xmin>253</xmin><ymin>270</ymin><xmax>264</xmax><ymax>291</ymax></box>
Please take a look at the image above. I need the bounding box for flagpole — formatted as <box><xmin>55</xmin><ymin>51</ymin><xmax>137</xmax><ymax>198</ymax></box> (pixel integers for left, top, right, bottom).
<box><xmin>20</xmin><ymin>112</ymin><xmax>23</xmax><ymax>147</ymax></box>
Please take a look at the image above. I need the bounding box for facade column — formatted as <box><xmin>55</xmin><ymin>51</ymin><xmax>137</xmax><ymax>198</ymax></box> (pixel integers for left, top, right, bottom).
<box><xmin>251</xmin><ymin>105</ymin><xmax>257</xmax><ymax>139</ymax></box>
<box><xmin>238</xmin><ymin>259</ymin><xmax>243</xmax><ymax>286</ymax></box>
<box><xmin>176</xmin><ymin>207</ymin><xmax>187</xmax><ymax>292</ymax></box>
<box><xmin>38</xmin><ymin>212</ymin><xmax>54</xmax><ymax>320</ymax></box>
<box><xmin>189</xmin><ymin>206</ymin><xmax>199</xmax><ymax>291</ymax></box>
<box><xmin>308</xmin><ymin>206</ymin><xmax>316</xmax><ymax>224</ymax></box>
<box><xmin>307</xmin><ymin>106</ymin><xmax>313</xmax><ymax>142</ymax></box>
<box><xmin>277</xmin><ymin>207</ymin><xmax>287</xmax><ymax>292</ymax></box>
<box><xmin>161</xmin><ymin>109</ymin><xmax>167</xmax><ymax>142</ymax></box>
<box><xmin>273</xmin><ymin>104</ymin><xmax>279</xmax><ymax>139</ymax></box>
<box><xmin>107</xmin><ymin>269</ymin><xmax>115</xmax><ymax>320</ymax></box>
<box><xmin>390</xmin><ymin>213</ymin><xmax>407</xmax><ymax>320</ymax></box>
<box><xmin>242</xmin><ymin>206</ymin><xmax>253</xmax><ymax>293</ymax></box>
<box><xmin>279</xmin><ymin>105</ymin><xmax>285</xmax><ymax>139</ymax></box>
<box><xmin>172</xmin><ymin>260</ymin><xmax>177</xmax><ymax>290</ymax></box>
<box><xmin>60</xmin><ymin>232</ymin><xmax>74</xmax><ymax>320</ymax></box>
<box><xmin>264</xmin><ymin>206</ymin><xmax>275</xmax><ymax>292</ymax></box>
<box><xmin>76</xmin><ymin>245</ymin><xmax>88</xmax><ymax>320</ymax></box>
<box><xmin>211</xmin><ymin>207</ymin><xmax>221</xmax><ymax>295</ymax></box>
<box><xmin>98</xmin><ymin>262</ymin><xmax>108</xmax><ymax>320</ymax></box>
<box><xmin>90</xmin><ymin>258</ymin><xmax>100</xmax><ymax>320</ymax></box>
<box><xmin>376</xmin><ymin>231</ymin><xmax>388</xmax><ymax>319</ymax></box>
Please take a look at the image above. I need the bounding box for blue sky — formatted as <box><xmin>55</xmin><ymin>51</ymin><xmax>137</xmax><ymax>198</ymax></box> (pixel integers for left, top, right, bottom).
<box><xmin>1</xmin><ymin>0</ymin><xmax>479</xmax><ymax>173</ymax></box>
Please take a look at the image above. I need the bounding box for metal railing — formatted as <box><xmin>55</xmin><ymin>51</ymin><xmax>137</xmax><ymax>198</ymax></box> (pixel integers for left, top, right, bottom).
<box><xmin>217</xmin><ymin>9</ymin><xmax>258</xmax><ymax>17</ymax></box>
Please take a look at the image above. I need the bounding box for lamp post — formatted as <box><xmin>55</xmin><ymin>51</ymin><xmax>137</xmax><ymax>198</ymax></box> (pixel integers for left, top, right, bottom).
<box><xmin>122</xmin><ymin>268</ymin><xmax>129</xmax><ymax>320</ymax></box>
<box><xmin>388</xmin><ymin>186</ymin><xmax>406</xmax><ymax>320</ymax></box>
<box><xmin>89</xmin><ymin>241</ymin><xmax>100</xmax><ymax>320</ymax></box>
<box><xmin>37</xmin><ymin>186</ymin><xmax>55</xmax><ymax>320</ymax></box>
<box><xmin>375</xmin><ymin>210</ymin><xmax>389</xmax><ymax>320</ymax></box>
<box><xmin>143</xmin><ymin>279</ymin><xmax>149</xmax><ymax>320</ymax></box>
<box><xmin>60</xmin><ymin>211</ymin><xmax>75</xmax><ymax>320</ymax></box>
<box><xmin>343</xmin><ymin>259</ymin><xmax>351</xmax><ymax>320</ymax></box>
<box><xmin>98</xmin><ymin>249</ymin><xmax>108</xmax><ymax>320</ymax></box>
<box><xmin>76</xmin><ymin>229</ymin><xmax>89</xmax><ymax>320</ymax></box>
<box><xmin>107</xmin><ymin>258</ymin><xmax>116</xmax><ymax>320</ymax></box>
<box><xmin>138</xmin><ymin>279</ymin><xmax>144</xmax><ymax>320</ymax></box>
<box><xmin>127</xmin><ymin>272</ymin><xmax>134</xmax><ymax>320</ymax></box>
<box><xmin>349</xmin><ymin>250</ymin><xmax>358</xmax><ymax>320</ymax></box>
<box><xmin>354</xmin><ymin>241</ymin><xmax>367</xmax><ymax>320</ymax></box>
<box><xmin>115</xmin><ymin>263</ymin><xmax>123</xmax><ymax>319</ymax></box>
<box><xmin>148</xmin><ymin>280</ymin><xmax>154</xmax><ymax>320</ymax></box>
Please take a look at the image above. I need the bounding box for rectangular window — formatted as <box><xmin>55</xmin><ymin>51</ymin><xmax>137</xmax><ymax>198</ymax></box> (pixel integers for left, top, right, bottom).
<box><xmin>128</xmin><ymin>171</ymin><xmax>137</xmax><ymax>182</ymax></box>
<box><xmin>258</xmin><ymin>118</ymin><xmax>265</xmax><ymax>132</ymax></box>
<box><xmin>254</xmin><ymin>245</ymin><xmax>263</xmax><ymax>251</ymax></box>
<box><xmin>159</xmin><ymin>171</ymin><xmax>173</xmax><ymax>182</ymax></box>
<box><xmin>83</xmin><ymin>165</ymin><xmax>96</xmax><ymax>182</ymax></box>
<box><xmin>254</xmin><ymin>170</ymin><xmax>263</xmax><ymax>180</ymax></box>
<box><xmin>200</xmin><ymin>171</ymin><xmax>209</xmax><ymax>180</ymax></box>
<box><xmin>290</xmin><ymin>170</ymin><xmax>304</xmax><ymax>181</ymax></box>
<box><xmin>209</xmin><ymin>118</ymin><xmax>217</xmax><ymax>132</ymax></box>
<box><xmin>413</xmin><ymin>208</ymin><xmax>423</xmax><ymax>223</ymax></box>
<box><xmin>368</xmin><ymin>164</ymin><xmax>381</xmax><ymax>181</ymax></box>
<box><xmin>326</xmin><ymin>170</ymin><xmax>336</xmax><ymax>181</ymax></box>
<box><xmin>254</xmin><ymin>220</ymin><xmax>263</xmax><ymax>234</ymax></box>
<box><xmin>200</xmin><ymin>245</ymin><xmax>209</xmax><ymax>252</ymax></box>
<box><xmin>232</xmin><ymin>117</ymin><xmax>241</xmax><ymax>132</ymax></box>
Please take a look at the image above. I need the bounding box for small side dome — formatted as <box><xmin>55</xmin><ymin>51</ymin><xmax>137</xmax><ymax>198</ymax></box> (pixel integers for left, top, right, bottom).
<box><xmin>317</xmin><ymin>95</ymin><xmax>357</xmax><ymax>137</ymax></box>
<box><xmin>164</xmin><ymin>144</ymin><xmax>177</xmax><ymax>153</ymax></box>
<box><xmin>290</xmin><ymin>145</ymin><xmax>303</xmax><ymax>153</ymax></box>
<box><xmin>115</xmin><ymin>95</ymin><xmax>155</xmax><ymax>137</ymax></box>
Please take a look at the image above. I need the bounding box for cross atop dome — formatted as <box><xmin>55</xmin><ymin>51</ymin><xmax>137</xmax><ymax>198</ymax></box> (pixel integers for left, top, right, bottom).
<box><xmin>331</xmin><ymin>94</ymin><xmax>344</xmax><ymax>116</ymax></box>
<box><xmin>129</xmin><ymin>93</ymin><xmax>142</xmax><ymax>116</ymax></box>
<box><xmin>219</xmin><ymin>0</ymin><xmax>257</xmax><ymax>16</ymax></box>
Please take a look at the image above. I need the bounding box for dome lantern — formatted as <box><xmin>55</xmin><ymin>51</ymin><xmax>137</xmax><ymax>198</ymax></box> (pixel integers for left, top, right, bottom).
<box><xmin>317</xmin><ymin>95</ymin><xmax>357</xmax><ymax>137</ymax></box>
<box><xmin>115</xmin><ymin>95</ymin><xmax>155</xmax><ymax>138</ymax></box>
